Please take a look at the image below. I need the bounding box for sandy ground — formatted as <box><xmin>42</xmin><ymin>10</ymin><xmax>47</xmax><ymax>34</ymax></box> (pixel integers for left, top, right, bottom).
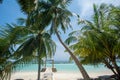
<box><xmin>10</xmin><ymin>69</ymin><xmax>113</xmax><ymax>80</ymax></box>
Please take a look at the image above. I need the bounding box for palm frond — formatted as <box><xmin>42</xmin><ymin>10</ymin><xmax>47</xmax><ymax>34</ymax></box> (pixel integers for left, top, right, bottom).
<box><xmin>17</xmin><ymin>18</ymin><xmax>26</xmax><ymax>25</ymax></box>
<box><xmin>17</xmin><ymin>0</ymin><xmax>35</xmax><ymax>14</ymax></box>
<box><xmin>65</xmin><ymin>36</ymin><xmax>77</xmax><ymax>45</ymax></box>
<box><xmin>0</xmin><ymin>0</ymin><xmax>3</xmax><ymax>3</ymax></box>
<box><xmin>93</xmin><ymin>4</ymin><xmax>100</xmax><ymax>28</ymax></box>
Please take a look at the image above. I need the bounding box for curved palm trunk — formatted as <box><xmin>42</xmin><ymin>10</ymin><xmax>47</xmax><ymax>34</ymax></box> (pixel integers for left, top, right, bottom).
<box><xmin>103</xmin><ymin>60</ymin><xmax>117</xmax><ymax>75</ymax></box>
<box><xmin>112</xmin><ymin>61</ymin><xmax>120</xmax><ymax>79</ymax></box>
<box><xmin>55</xmin><ymin>30</ymin><xmax>90</xmax><ymax>80</ymax></box>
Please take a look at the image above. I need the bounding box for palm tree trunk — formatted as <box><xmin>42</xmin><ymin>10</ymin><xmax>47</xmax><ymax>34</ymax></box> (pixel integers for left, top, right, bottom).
<box><xmin>103</xmin><ymin>60</ymin><xmax>117</xmax><ymax>75</ymax></box>
<box><xmin>55</xmin><ymin>29</ymin><xmax>90</xmax><ymax>80</ymax></box>
<box><xmin>112</xmin><ymin>61</ymin><xmax>120</xmax><ymax>79</ymax></box>
<box><xmin>37</xmin><ymin>58</ymin><xmax>41</xmax><ymax>80</ymax></box>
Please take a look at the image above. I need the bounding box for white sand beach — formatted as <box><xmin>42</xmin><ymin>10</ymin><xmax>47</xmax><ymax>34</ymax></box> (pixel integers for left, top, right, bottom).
<box><xmin>11</xmin><ymin>69</ymin><xmax>113</xmax><ymax>80</ymax></box>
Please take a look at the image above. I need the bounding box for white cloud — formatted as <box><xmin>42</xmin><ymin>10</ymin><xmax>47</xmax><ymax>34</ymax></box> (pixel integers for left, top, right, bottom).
<box><xmin>77</xmin><ymin>0</ymin><xmax>120</xmax><ymax>19</ymax></box>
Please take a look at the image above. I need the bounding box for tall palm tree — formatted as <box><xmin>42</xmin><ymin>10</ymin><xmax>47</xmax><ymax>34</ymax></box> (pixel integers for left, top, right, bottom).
<box><xmin>15</xmin><ymin>30</ymin><xmax>56</xmax><ymax>80</ymax></box>
<box><xmin>39</xmin><ymin>0</ymin><xmax>90</xmax><ymax>79</ymax></box>
<box><xmin>16</xmin><ymin>16</ymin><xmax>56</xmax><ymax>80</ymax></box>
<box><xmin>16</xmin><ymin>1</ymin><xmax>57</xmax><ymax>80</ymax></box>
<box><xmin>66</xmin><ymin>4</ymin><xmax>120</xmax><ymax>79</ymax></box>
<box><xmin>0</xmin><ymin>22</ymin><xmax>56</xmax><ymax>80</ymax></box>
<box><xmin>16</xmin><ymin>0</ymin><xmax>90</xmax><ymax>79</ymax></box>
<box><xmin>1</xmin><ymin>0</ymin><xmax>56</xmax><ymax>80</ymax></box>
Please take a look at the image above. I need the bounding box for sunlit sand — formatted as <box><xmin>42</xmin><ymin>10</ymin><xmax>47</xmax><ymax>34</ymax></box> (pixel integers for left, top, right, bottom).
<box><xmin>11</xmin><ymin>68</ymin><xmax>113</xmax><ymax>80</ymax></box>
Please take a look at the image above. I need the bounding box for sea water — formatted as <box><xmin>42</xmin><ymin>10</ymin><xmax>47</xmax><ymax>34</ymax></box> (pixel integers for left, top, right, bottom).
<box><xmin>15</xmin><ymin>63</ymin><xmax>115</xmax><ymax>73</ymax></box>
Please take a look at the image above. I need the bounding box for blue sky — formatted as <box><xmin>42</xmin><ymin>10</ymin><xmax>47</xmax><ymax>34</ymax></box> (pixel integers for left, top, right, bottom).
<box><xmin>0</xmin><ymin>0</ymin><xmax>119</xmax><ymax>61</ymax></box>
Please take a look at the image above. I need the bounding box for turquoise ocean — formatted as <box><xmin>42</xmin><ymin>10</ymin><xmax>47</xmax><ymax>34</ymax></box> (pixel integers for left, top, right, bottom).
<box><xmin>16</xmin><ymin>63</ymin><xmax>120</xmax><ymax>73</ymax></box>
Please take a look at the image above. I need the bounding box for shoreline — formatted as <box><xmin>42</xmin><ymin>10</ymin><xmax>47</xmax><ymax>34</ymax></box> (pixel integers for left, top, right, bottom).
<box><xmin>11</xmin><ymin>70</ymin><xmax>113</xmax><ymax>80</ymax></box>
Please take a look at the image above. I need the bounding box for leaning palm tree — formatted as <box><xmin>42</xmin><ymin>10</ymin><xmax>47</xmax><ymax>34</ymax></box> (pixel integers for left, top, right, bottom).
<box><xmin>16</xmin><ymin>0</ymin><xmax>90</xmax><ymax>79</ymax></box>
<box><xmin>38</xmin><ymin>0</ymin><xmax>90</xmax><ymax>79</ymax></box>
<box><xmin>66</xmin><ymin>4</ymin><xmax>120</xmax><ymax>79</ymax></box>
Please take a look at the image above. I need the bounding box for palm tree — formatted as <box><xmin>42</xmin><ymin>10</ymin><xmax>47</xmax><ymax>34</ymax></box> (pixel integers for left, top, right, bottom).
<box><xmin>39</xmin><ymin>0</ymin><xmax>90</xmax><ymax>79</ymax></box>
<box><xmin>16</xmin><ymin>17</ymin><xmax>56</xmax><ymax>80</ymax></box>
<box><xmin>1</xmin><ymin>0</ymin><xmax>56</xmax><ymax>80</ymax></box>
<box><xmin>110</xmin><ymin>5</ymin><xmax>120</xmax><ymax>44</ymax></box>
<box><xmin>15</xmin><ymin>29</ymin><xmax>56</xmax><ymax>80</ymax></box>
<box><xmin>0</xmin><ymin>38</ymin><xmax>12</xmax><ymax>80</ymax></box>
<box><xmin>0</xmin><ymin>24</ymin><xmax>29</xmax><ymax>80</ymax></box>
<box><xmin>16</xmin><ymin>1</ymin><xmax>57</xmax><ymax>79</ymax></box>
<box><xmin>0</xmin><ymin>22</ymin><xmax>56</xmax><ymax>80</ymax></box>
<box><xmin>66</xmin><ymin>4</ymin><xmax>120</xmax><ymax>79</ymax></box>
<box><xmin>16</xmin><ymin>0</ymin><xmax>90</xmax><ymax>79</ymax></box>
<box><xmin>0</xmin><ymin>0</ymin><xmax>3</xmax><ymax>3</ymax></box>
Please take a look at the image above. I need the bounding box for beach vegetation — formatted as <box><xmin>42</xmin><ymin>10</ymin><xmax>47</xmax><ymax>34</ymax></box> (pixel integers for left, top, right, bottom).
<box><xmin>0</xmin><ymin>24</ymin><xmax>29</xmax><ymax>80</ymax></box>
<box><xmin>0</xmin><ymin>21</ymin><xmax>56</xmax><ymax>80</ymax></box>
<box><xmin>1</xmin><ymin>0</ymin><xmax>120</xmax><ymax>80</ymax></box>
<box><xmin>16</xmin><ymin>0</ymin><xmax>91</xmax><ymax>79</ymax></box>
<box><xmin>65</xmin><ymin>4</ymin><xmax>120</xmax><ymax>79</ymax></box>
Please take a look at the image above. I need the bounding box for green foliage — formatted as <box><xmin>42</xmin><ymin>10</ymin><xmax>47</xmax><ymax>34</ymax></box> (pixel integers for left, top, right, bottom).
<box><xmin>0</xmin><ymin>25</ymin><xmax>24</xmax><ymax>80</ymax></box>
<box><xmin>0</xmin><ymin>22</ymin><xmax>56</xmax><ymax>80</ymax></box>
<box><xmin>17</xmin><ymin>0</ymin><xmax>35</xmax><ymax>14</ymax></box>
<box><xmin>66</xmin><ymin>4</ymin><xmax>120</xmax><ymax>77</ymax></box>
<box><xmin>37</xmin><ymin>0</ymin><xmax>73</xmax><ymax>34</ymax></box>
